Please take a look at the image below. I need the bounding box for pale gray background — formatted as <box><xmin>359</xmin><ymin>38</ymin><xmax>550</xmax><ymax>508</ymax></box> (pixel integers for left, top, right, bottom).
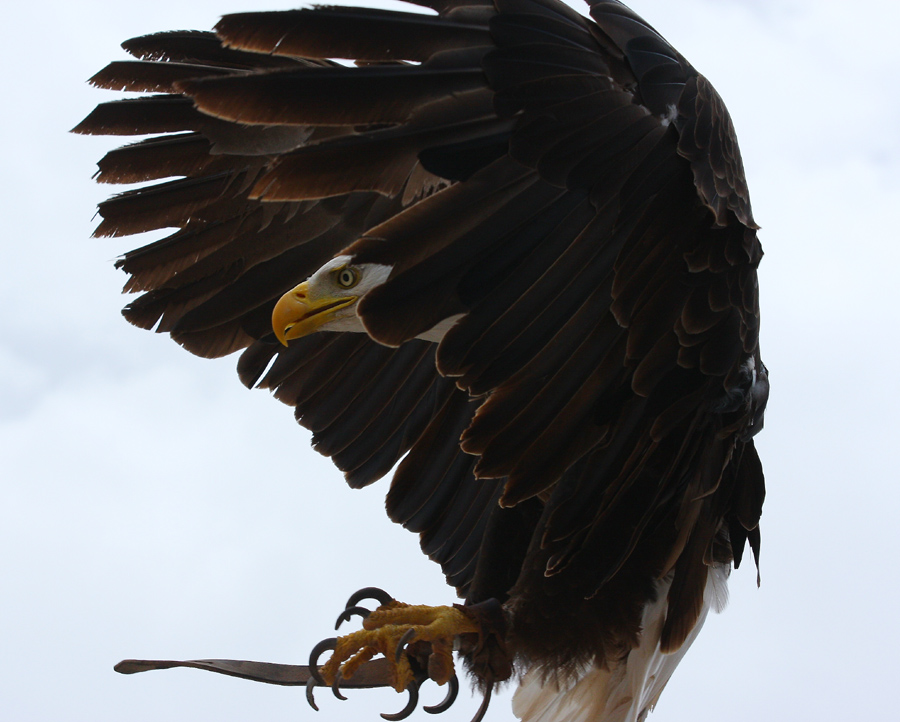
<box><xmin>2</xmin><ymin>0</ymin><xmax>896</xmax><ymax>720</ymax></box>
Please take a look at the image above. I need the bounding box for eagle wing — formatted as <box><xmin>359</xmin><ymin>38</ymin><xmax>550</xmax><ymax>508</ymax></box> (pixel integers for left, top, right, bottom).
<box><xmin>77</xmin><ymin>0</ymin><xmax>766</xmax><ymax>653</ymax></box>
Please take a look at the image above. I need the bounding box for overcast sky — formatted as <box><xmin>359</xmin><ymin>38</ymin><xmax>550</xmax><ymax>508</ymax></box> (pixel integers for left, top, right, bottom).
<box><xmin>2</xmin><ymin>1</ymin><xmax>898</xmax><ymax>720</ymax></box>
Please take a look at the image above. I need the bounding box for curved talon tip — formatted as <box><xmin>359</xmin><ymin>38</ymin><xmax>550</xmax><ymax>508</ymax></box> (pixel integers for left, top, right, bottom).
<box><xmin>308</xmin><ymin>637</ymin><xmax>337</xmax><ymax>686</ymax></box>
<box><xmin>335</xmin><ymin>605</ymin><xmax>372</xmax><ymax>630</ymax></box>
<box><xmin>346</xmin><ymin>586</ymin><xmax>394</xmax><ymax>610</ymax></box>
<box><xmin>395</xmin><ymin>628</ymin><xmax>417</xmax><ymax>662</ymax></box>
<box><xmin>469</xmin><ymin>685</ymin><xmax>493</xmax><ymax>722</ymax></box>
<box><xmin>381</xmin><ymin>679</ymin><xmax>419</xmax><ymax>721</ymax></box>
<box><xmin>424</xmin><ymin>674</ymin><xmax>460</xmax><ymax>715</ymax></box>
<box><xmin>332</xmin><ymin>675</ymin><xmax>347</xmax><ymax>701</ymax></box>
<box><xmin>306</xmin><ymin>677</ymin><xmax>320</xmax><ymax>712</ymax></box>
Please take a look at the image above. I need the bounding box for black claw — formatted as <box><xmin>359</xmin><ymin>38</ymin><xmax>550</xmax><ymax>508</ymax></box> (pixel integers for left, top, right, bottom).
<box><xmin>308</xmin><ymin>638</ymin><xmax>337</xmax><ymax>687</ymax></box>
<box><xmin>335</xmin><ymin>605</ymin><xmax>372</xmax><ymax>630</ymax></box>
<box><xmin>395</xmin><ymin>628</ymin><xmax>417</xmax><ymax>662</ymax></box>
<box><xmin>469</xmin><ymin>685</ymin><xmax>493</xmax><ymax>722</ymax></box>
<box><xmin>346</xmin><ymin>587</ymin><xmax>394</xmax><ymax>610</ymax></box>
<box><xmin>424</xmin><ymin>674</ymin><xmax>459</xmax><ymax>714</ymax></box>
<box><xmin>306</xmin><ymin>677</ymin><xmax>320</xmax><ymax>712</ymax></box>
<box><xmin>381</xmin><ymin>680</ymin><xmax>420</xmax><ymax>721</ymax></box>
<box><xmin>332</xmin><ymin>674</ymin><xmax>347</xmax><ymax>701</ymax></box>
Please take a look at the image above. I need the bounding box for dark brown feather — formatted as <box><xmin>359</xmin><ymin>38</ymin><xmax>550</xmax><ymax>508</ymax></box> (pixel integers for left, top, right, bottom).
<box><xmin>89</xmin><ymin>60</ymin><xmax>235</xmax><ymax>94</ymax></box>
<box><xmin>72</xmin><ymin>95</ymin><xmax>200</xmax><ymax>136</ymax></box>
<box><xmin>121</xmin><ymin>30</ymin><xmax>307</xmax><ymax>69</ymax></box>
<box><xmin>177</xmin><ymin>62</ymin><xmax>487</xmax><ymax>127</ymax></box>
<box><xmin>95</xmin><ymin>133</ymin><xmax>217</xmax><ymax>185</ymax></box>
<box><xmin>215</xmin><ymin>7</ymin><xmax>492</xmax><ymax>63</ymax></box>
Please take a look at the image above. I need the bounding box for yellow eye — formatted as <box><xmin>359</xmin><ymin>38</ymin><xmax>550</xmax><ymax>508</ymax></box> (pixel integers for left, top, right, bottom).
<box><xmin>335</xmin><ymin>266</ymin><xmax>360</xmax><ymax>289</ymax></box>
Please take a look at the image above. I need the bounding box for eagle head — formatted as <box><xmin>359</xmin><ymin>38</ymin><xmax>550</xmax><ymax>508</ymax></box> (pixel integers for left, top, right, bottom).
<box><xmin>272</xmin><ymin>256</ymin><xmax>392</xmax><ymax>345</ymax></box>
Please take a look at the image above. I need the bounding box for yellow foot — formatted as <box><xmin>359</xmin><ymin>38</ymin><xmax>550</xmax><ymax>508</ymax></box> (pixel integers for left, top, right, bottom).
<box><xmin>321</xmin><ymin>599</ymin><xmax>479</xmax><ymax>693</ymax></box>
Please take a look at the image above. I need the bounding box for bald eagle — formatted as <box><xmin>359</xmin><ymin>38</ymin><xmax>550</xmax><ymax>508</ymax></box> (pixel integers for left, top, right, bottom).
<box><xmin>77</xmin><ymin>1</ymin><xmax>768</xmax><ymax>720</ymax></box>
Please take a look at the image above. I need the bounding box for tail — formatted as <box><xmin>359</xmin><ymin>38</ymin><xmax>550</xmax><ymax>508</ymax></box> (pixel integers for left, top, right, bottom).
<box><xmin>512</xmin><ymin>566</ymin><xmax>729</xmax><ymax>722</ymax></box>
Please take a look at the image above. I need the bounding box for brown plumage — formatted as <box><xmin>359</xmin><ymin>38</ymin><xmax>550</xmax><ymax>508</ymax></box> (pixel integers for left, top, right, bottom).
<box><xmin>77</xmin><ymin>1</ymin><xmax>767</xmax><ymax>719</ymax></box>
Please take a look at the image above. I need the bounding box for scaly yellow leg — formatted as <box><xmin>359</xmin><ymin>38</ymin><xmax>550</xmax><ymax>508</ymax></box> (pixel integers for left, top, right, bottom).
<box><xmin>320</xmin><ymin>601</ymin><xmax>479</xmax><ymax>693</ymax></box>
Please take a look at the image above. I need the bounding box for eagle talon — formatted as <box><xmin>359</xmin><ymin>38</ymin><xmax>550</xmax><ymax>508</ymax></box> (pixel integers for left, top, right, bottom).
<box><xmin>380</xmin><ymin>679</ymin><xmax>419</xmax><ymax>722</ymax></box>
<box><xmin>335</xmin><ymin>605</ymin><xmax>372</xmax><ymax>630</ymax></box>
<box><xmin>306</xmin><ymin>677</ymin><xmax>320</xmax><ymax>712</ymax></box>
<box><xmin>308</xmin><ymin>637</ymin><xmax>337</xmax><ymax>686</ymax></box>
<box><xmin>395</xmin><ymin>628</ymin><xmax>417</xmax><ymax>662</ymax></box>
<box><xmin>423</xmin><ymin>674</ymin><xmax>459</xmax><ymax>714</ymax></box>
<box><xmin>335</xmin><ymin>588</ymin><xmax>396</xmax><ymax>630</ymax></box>
<box><xmin>469</xmin><ymin>686</ymin><xmax>492</xmax><ymax>722</ymax></box>
<box><xmin>332</xmin><ymin>674</ymin><xmax>347</xmax><ymax>701</ymax></box>
<box><xmin>345</xmin><ymin>587</ymin><xmax>394</xmax><ymax>611</ymax></box>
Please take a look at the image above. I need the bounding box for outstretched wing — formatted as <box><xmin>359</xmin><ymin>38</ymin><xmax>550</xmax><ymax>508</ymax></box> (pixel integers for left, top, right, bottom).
<box><xmin>77</xmin><ymin>0</ymin><xmax>765</xmax><ymax>646</ymax></box>
<box><xmin>75</xmin><ymin>8</ymin><xmax>500</xmax><ymax>596</ymax></box>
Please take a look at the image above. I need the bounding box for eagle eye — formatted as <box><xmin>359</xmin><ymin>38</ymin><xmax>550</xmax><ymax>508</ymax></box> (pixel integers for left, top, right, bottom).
<box><xmin>335</xmin><ymin>266</ymin><xmax>360</xmax><ymax>289</ymax></box>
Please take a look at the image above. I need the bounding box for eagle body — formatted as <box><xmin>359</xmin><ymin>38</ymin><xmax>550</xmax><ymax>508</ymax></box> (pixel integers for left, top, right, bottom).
<box><xmin>77</xmin><ymin>1</ymin><xmax>767</xmax><ymax>720</ymax></box>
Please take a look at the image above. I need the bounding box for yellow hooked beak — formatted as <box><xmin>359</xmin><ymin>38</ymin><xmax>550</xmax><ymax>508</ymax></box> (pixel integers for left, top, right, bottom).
<box><xmin>271</xmin><ymin>281</ymin><xmax>356</xmax><ymax>346</ymax></box>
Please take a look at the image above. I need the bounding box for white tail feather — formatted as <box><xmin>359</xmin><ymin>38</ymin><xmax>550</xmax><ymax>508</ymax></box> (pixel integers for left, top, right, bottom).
<box><xmin>512</xmin><ymin>565</ymin><xmax>729</xmax><ymax>722</ymax></box>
